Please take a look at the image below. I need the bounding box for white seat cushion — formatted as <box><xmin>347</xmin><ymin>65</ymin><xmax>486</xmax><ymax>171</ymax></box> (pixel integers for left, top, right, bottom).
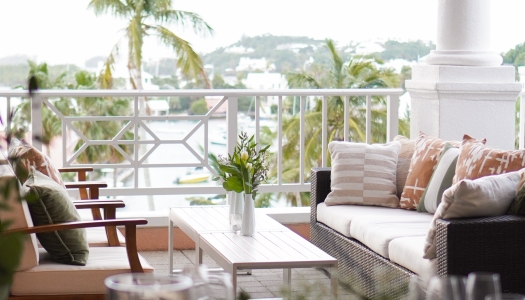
<box><xmin>349</xmin><ymin>215</ymin><xmax>433</xmax><ymax>258</ymax></box>
<box><xmin>86</xmin><ymin>227</ymin><xmax>127</xmax><ymax>247</ymax></box>
<box><xmin>389</xmin><ymin>236</ymin><xmax>437</xmax><ymax>277</ymax></box>
<box><xmin>11</xmin><ymin>247</ymin><xmax>154</xmax><ymax>296</ymax></box>
<box><xmin>317</xmin><ymin>202</ymin><xmax>429</xmax><ymax>237</ymax></box>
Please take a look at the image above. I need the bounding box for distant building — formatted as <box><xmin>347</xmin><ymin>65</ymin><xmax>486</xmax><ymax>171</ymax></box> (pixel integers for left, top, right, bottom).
<box><xmin>355</xmin><ymin>41</ymin><xmax>384</xmax><ymax>55</ymax></box>
<box><xmin>236</xmin><ymin>57</ymin><xmax>275</xmax><ymax>72</ymax></box>
<box><xmin>244</xmin><ymin>72</ymin><xmax>288</xmax><ymax>116</ymax></box>
<box><xmin>205</xmin><ymin>96</ymin><xmax>227</xmax><ymax>114</ymax></box>
<box><xmin>225</xmin><ymin>46</ymin><xmax>255</xmax><ymax>54</ymax></box>
<box><xmin>147</xmin><ymin>100</ymin><xmax>169</xmax><ymax>116</ymax></box>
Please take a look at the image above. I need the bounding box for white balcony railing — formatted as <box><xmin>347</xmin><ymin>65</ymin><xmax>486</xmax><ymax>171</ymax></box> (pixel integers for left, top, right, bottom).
<box><xmin>0</xmin><ymin>89</ymin><xmax>402</xmax><ymax>206</ymax></box>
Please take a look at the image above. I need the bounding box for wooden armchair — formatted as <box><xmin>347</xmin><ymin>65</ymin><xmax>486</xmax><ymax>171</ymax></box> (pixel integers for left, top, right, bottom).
<box><xmin>0</xmin><ymin>170</ymin><xmax>154</xmax><ymax>299</ymax></box>
<box><xmin>59</xmin><ymin>167</ymin><xmax>126</xmax><ymax>247</ymax></box>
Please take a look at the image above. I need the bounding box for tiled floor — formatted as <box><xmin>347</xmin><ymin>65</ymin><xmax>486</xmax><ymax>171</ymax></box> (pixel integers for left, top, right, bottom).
<box><xmin>140</xmin><ymin>250</ymin><xmax>359</xmax><ymax>300</ymax></box>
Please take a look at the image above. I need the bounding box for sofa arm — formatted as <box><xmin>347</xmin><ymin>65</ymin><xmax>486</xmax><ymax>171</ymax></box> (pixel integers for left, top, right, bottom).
<box><xmin>310</xmin><ymin>168</ymin><xmax>331</xmax><ymax>224</ymax></box>
<box><xmin>436</xmin><ymin>215</ymin><xmax>525</xmax><ymax>293</ymax></box>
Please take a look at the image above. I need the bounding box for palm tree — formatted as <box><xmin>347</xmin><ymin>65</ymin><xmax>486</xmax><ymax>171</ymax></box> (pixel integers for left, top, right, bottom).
<box><xmin>88</xmin><ymin>0</ymin><xmax>213</xmax><ymax>89</ymax></box>
<box><xmin>274</xmin><ymin>39</ymin><xmax>409</xmax><ymax>206</ymax></box>
<box><xmin>12</xmin><ymin>61</ymin><xmax>74</xmax><ymax>154</ymax></box>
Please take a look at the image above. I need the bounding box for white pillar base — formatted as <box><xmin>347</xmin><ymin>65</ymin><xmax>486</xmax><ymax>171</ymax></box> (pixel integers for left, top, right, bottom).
<box><xmin>424</xmin><ymin>50</ymin><xmax>503</xmax><ymax>66</ymax></box>
<box><xmin>406</xmin><ymin>65</ymin><xmax>522</xmax><ymax>150</ymax></box>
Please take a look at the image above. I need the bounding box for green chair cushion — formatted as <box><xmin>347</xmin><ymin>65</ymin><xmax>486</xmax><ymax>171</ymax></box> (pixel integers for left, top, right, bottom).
<box><xmin>24</xmin><ymin>168</ymin><xmax>89</xmax><ymax>266</ymax></box>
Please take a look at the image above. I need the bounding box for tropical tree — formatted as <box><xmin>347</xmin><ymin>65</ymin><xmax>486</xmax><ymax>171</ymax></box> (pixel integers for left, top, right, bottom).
<box><xmin>88</xmin><ymin>0</ymin><xmax>214</xmax><ymax>89</ymax></box>
<box><xmin>273</xmin><ymin>39</ymin><xmax>409</xmax><ymax>206</ymax></box>
<box><xmin>11</xmin><ymin>61</ymin><xmax>75</xmax><ymax>154</ymax></box>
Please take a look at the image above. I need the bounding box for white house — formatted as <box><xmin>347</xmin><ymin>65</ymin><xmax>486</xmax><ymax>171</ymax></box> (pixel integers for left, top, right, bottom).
<box><xmin>236</xmin><ymin>57</ymin><xmax>275</xmax><ymax>72</ymax></box>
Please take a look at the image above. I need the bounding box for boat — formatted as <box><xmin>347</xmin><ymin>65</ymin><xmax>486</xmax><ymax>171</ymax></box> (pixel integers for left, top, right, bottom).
<box><xmin>174</xmin><ymin>167</ymin><xmax>211</xmax><ymax>184</ymax></box>
<box><xmin>175</xmin><ymin>173</ymin><xmax>210</xmax><ymax>184</ymax></box>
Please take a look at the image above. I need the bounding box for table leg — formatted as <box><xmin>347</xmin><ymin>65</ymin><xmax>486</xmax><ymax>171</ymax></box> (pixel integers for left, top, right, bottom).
<box><xmin>283</xmin><ymin>268</ymin><xmax>291</xmax><ymax>288</ymax></box>
<box><xmin>330</xmin><ymin>265</ymin><xmax>338</xmax><ymax>300</ymax></box>
<box><xmin>195</xmin><ymin>239</ymin><xmax>203</xmax><ymax>265</ymax></box>
<box><xmin>230</xmin><ymin>265</ymin><xmax>237</xmax><ymax>297</ymax></box>
<box><xmin>168</xmin><ymin>220</ymin><xmax>173</xmax><ymax>275</ymax></box>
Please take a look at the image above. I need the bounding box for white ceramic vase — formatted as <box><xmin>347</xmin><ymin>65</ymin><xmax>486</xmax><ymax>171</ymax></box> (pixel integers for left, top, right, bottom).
<box><xmin>229</xmin><ymin>191</ymin><xmax>243</xmax><ymax>232</ymax></box>
<box><xmin>241</xmin><ymin>193</ymin><xmax>255</xmax><ymax>236</ymax></box>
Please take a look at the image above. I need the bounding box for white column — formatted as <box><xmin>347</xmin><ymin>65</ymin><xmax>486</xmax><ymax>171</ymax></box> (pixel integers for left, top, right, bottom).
<box><xmin>425</xmin><ymin>0</ymin><xmax>502</xmax><ymax>66</ymax></box>
<box><xmin>406</xmin><ymin>0</ymin><xmax>522</xmax><ymax>150</ymax></box>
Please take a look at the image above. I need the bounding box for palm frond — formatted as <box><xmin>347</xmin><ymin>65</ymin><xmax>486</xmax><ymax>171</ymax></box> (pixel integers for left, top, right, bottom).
<box><xmin>153</xmin><ymin>25</ymin><xmax>210</xmax><ymax>87</ymax></box>
<box><xmin>152</xmin><ymin>10</ymin><xmax>213</xmax><ymax>36</ymax></box>
<box><xmin>88</xmin><ymin>0</ymin><xmax>130</xmax><ymax>17</ymax></box>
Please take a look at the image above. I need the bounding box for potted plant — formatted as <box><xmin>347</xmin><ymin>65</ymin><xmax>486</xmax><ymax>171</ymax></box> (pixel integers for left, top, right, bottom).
<box><xmin>213</xmin><ymin>132</ymin><xmax>270</xmax><ymax>236</ymax></box>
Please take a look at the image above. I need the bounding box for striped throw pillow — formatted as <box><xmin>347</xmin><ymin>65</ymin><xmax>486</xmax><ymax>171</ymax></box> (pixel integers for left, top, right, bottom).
<box><xmin>417</xmin><ymin>143</ymin><xmax>459</xmax><ymax>214</ymax></box>
<box><xmin>326</xmin><ymin>141</ymin><xmax>401</xmax><ymax>208</ymax></box>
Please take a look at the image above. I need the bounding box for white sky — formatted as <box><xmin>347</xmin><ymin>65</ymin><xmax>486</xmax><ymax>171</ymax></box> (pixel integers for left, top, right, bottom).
<box><xmin>0</xmin><ymin>0</ymin><xmax>524</xmax><ymax>67</ymax></box>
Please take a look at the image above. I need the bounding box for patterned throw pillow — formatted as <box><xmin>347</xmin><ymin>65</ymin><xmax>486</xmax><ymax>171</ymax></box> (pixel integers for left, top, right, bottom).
<box><xmin>393</xmin><ymin>135</ymin><xmax>415</xmax><ymax>199</ymax></box>
<box><xmin>325</xmin><ymin>141</ymin><xmax>401</xmax><ymax>208</ymax></box>
<box><xmin>418</xmin><ymin>143</ymin><xmax>459</xmax><ymax>214</ymax></box>
<box><xmin>8</xmin><ymin>138</ymin><xmax>65</xmax><ymax>187</ymax></box>
<box><xmin>399</xmin><ymin>132</ymin><xmax>462</xmax><ymax>210</ymax></box>
<box><xmin>423</xmin><ymin>171</ymin><xmax>521</xmax><ymax>259</ymax></box>
<box><xmin>454</xmin><ymin>135</ymin><xmax>525</xmax><ymax>183</ymax></box>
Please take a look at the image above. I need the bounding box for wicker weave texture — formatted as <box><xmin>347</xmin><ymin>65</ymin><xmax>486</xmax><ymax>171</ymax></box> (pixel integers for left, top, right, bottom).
<box><xmin>310</xmin><ymin>168</ymin><xmax>414</xmax><ymax>299</ymax></box>
<box><xmin>437</xmin><ymin>216</ymin><xmax>525</xmax><ymax>294</ymax></box>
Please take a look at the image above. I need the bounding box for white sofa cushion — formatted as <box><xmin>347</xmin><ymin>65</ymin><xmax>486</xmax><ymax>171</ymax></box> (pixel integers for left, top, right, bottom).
<box><xmin>11</xmin><ymin>247</ymin><xmax>154</xmax><ymax>296</ymax></box>
<box><xmin>389</xmin><ymin>236</ymin><xmax>436</xmax><ymax>277</ymax></box>
<box><xmin>349</xmin><ymin>215</ymin><xmax>433</xmax><ymax>258</ymax></box>
<box><xmin>317</xmin><ymin>203</ymin><xmax>428</xmax><ymax>238</ymax></box>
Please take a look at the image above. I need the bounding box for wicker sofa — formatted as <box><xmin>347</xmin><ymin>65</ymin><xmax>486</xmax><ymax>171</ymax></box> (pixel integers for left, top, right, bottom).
<box><xmin>310</xmin><ymin>167</ymin><xmax>525</xmax><ymax>299</ymax></box>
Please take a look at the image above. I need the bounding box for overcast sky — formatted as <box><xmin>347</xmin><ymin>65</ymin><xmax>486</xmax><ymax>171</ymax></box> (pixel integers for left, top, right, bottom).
<box><xmin>0</xmin><ymin>0</ymin><xmax>524</xmax><ymax>67</ymax></box>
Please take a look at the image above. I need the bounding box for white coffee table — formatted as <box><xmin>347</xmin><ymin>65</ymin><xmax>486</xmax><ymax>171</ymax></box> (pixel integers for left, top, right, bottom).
<box><xmin>168</xmin><ymin>205</ymin><xmax>338</xmax><ymax>299</ymax></box>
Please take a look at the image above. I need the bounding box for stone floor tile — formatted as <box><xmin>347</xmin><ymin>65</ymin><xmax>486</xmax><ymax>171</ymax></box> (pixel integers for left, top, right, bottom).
<box><xmin>239</xmin><ymin>281</ymin><xmax>264</xmax><ymax>288</ymax></box>
<box><xmin>241</xmin><ymin>286</ymin><xmax>271</xmax><ymax>293</ymax></box>
<box><xmin>244</xmin><ymin>291</ymin><xmax>277</xmax><ymax>299</ymax></box>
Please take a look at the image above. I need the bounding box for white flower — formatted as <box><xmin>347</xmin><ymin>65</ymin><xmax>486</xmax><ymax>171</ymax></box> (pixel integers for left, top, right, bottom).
<box><xmin>241</xmin><ymin>150</ymin><xmax>249</xmax><ymax>161</ymax></box>
<box><xmin>246</xmin><ymin>163</ymin><xmax>252</xmax><ymax>170</ymax></box>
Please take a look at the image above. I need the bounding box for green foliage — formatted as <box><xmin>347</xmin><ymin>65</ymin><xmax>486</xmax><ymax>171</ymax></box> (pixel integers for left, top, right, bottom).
<box><xmin>88</xmin><ymin>0</ymin><xmax>213</xmax><ymax>89</ymax></box>
<box><xmin>201</xmin><ymin>34</ymin><xmax>330</xmax><ymax>73</ymax></box>
<box><xmin>377</xmin><ymin>40</ymin><xmax>435</xmax><ymax>61</ymax></box>
<box><xmin>213</xmin><ymin>132</ymin><xmax>270</xmax><ymax>197</ymax></box>
<box><xmin>189</xmin><ymin>99</ymin><xmax>208</xmax><ymax>115</ymax></box>
<box><xmin>0</xmin><ymin>177</ymin><xmax>26</xmax><ymax>300</ymax></box>
<box><xmin>503</xmin><ymin>42</ymin><xmax>525</xmax><ymax>67</ymax></box>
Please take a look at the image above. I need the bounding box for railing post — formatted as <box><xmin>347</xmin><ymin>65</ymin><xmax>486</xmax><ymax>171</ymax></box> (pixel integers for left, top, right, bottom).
<box><xmin>31</xmin><ymin>92</ymin><xmax>43</xmax><ymax>151</ymax></box>
<box><xmin>227</xmin><ymin>96</ymin><xmax>238</xmax><ymax>205</ymax></box>
<box><xmin>386</xmin><ymin>94</ymin><xmax>399</xmax><ymax>142</ymax></box>
<box><xmin>518</xmin><ymin>92</ymin><xmax>525</xmax><ymax>149</ymax></box>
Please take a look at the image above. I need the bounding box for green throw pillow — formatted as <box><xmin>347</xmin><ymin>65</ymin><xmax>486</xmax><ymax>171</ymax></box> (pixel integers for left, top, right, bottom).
<box><xmin>508</xmin><ymin>182</ymin><xmax>525</xmax><ymax>215</ymax></box>
<box><xmin>418</xmin><ymin>143</ymin><xmax>459</xmax><ymax>213</ymax></box>
<box><xmin>24</xmin><ymin>168</ymin><xmax>89</xmax><ymax>266</ymax></box>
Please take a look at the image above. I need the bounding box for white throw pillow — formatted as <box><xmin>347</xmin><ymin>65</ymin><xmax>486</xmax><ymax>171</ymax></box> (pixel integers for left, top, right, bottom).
<box><xmin>423</xmin><ymin>171</ymin><xmax>521</xmax><ymax>259</ymax></box>
<box><xmin>326</xmin><ymin>141</ymin><xmax>401</xmax><ymax>208</ymax></box>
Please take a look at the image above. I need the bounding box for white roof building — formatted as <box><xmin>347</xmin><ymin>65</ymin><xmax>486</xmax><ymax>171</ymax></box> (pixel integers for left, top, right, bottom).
<box><xmin>236</xmin><ymin>57</ymin><xmax>275</xmax><ymax>72</ymax></box>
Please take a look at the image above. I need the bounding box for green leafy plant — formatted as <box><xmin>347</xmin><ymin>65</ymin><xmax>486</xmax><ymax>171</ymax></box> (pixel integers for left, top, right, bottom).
<box><xmin>213</xmin><ymin>132</ymin><xmax>270</xmax><ymax>198</ymax></box>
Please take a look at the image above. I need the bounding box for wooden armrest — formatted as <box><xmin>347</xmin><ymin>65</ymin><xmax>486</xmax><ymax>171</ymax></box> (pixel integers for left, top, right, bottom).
<box><xmin>65</xmin><ymin>181</ymin><xmax>107</xmax><ymax>189</ymax></box>
<box><xmin>4</xmin><ymin>219</ymin><xmax>147</xmax><ymax>273</ymax></box>
<box><xmin>59</xmin><ymin>167</ymin><xmax>94</xmax><ymax>182</ymax></box>
<box><xmin>4</xmin><ymin>219</ymin><xmax>147</xmax><ymax>235</ymax></box>
<box><xmin>73</xmin><ymin>201</ymin><xmax>125</xmax><ymax>209</ymax></box>
<box><xmin>59</xmin><ymin>167</ymin><xmax>94</xmax><ymax>173</ymax></box>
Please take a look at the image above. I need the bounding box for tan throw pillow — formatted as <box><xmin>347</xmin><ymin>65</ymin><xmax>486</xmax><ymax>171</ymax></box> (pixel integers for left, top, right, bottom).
<box><xmin>394</xmin><ymin>135</ymin><xmax>415</xmax><ymax>199</ymax></box>
<box><xmin>325</xmin><ymin>141</ymin><xmax>401</xmax><ymax>208</ymax></box>
<box><xmin>454</xmin><ymin>135</ymin><xmax>525</xmax><ymax>183</ymax></box>
<box><xmin>8</xmin><ymin>138</ymin><xmax>65</xmax><ymax>187</ymax></box>
<box><xmin>423</xmin><ymin>171</ymin><xmax>521</xmax><ymax>259</ymax></box>
<box><xmin>399</xmin><ymin>132</ymin><xmax>462</xmax><ymax>210</ymax></box>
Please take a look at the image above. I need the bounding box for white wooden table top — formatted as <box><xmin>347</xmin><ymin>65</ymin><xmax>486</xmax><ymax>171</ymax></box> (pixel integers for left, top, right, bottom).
<box><xmin>170</xmin><ymin>205</ymin><xmax>287</xmax><ymax>233</ymax></box>
<box><xmin>199</xmin><ymin>230</ymin><xmax>337</xmax><ymax>269</ymax></box>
